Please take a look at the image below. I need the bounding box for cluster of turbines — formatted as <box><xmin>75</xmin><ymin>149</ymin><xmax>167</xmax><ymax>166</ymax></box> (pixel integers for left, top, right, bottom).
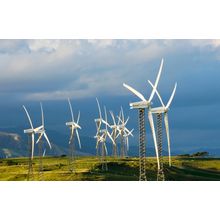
<box><xmin>123</xmin><ymin>58</ymin><xmax>177</xmax><ymax>180</ymax></box>
<box><xmin>23</xmin><ymin>99</ymin><xmax>82</xmax><ymax>180</ymax></box>
<box><xmin>94</xmin><ymin>99</ymin><xmax>134</xmax><ymax>171</ymax></box>
<box><xmin>22</xmin><ymin>58</ymin><xmax>176</xmax><ymax>181</ymax></box>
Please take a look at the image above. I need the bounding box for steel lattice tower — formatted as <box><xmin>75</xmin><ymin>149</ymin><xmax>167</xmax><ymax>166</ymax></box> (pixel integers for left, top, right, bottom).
<box><xmin>68</xmin><ymin>134</ymin><xmax>76</xmax><ymax>173</ymax></box>
<box><xmin>101</xmin><ymin>143</ymin><xmax>108</xmax><ymax>171</ymax></box>
<box><xmin>38</xmin><ymin>136</ymin><xmax>43</xmax><ymax>181</ymax></box>
<box><xmin>27</xmin><ymin>134</ymin><xmax>34</xmax><ymax>181</ymax></box>
<box><xmin>139</xmin><ymin>108</ymin><xmax>147</xmax><ymax>181</ymax></box>
<box><xmin>120</xmin><ymin>129</ymin><xmax>126</xmax><ymax>158</ymax></box>
<box><xmin>156</xmin><ymin>113</ymin><xmax>165</xmax><ymax>181</ymax></box>
<box><xmin>112</xmin><ymin>130</ymin><xmax>118</xmax><ymax>157</ymax></box>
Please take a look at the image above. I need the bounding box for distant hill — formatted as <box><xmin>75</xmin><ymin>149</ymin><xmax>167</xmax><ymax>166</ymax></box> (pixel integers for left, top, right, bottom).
<box><xmin>0</xmin><ymin>127</ymin><xmax>218</xmax><ymax>158</ymax></box>
<box><xmin>0</xmin><ymin>129</ymin><xmax>164</xmax><ymax>158</ymax></box>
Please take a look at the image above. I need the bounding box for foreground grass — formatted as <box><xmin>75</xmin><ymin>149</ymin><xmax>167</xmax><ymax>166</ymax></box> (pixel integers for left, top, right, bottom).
<box><xmin>0</xmin><ymin>156</ymin><xmax>220</xmax><ymax>181</ymax></box>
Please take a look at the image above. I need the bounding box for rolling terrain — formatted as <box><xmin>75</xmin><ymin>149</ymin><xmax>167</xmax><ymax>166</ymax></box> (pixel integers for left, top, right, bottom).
<box><xmin>0</xmin><ymin>156</ymin><xmax>220</xmax><ymax>181</ymax></box>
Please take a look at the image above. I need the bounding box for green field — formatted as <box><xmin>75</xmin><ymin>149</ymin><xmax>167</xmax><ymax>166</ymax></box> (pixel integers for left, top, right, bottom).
<box><xmin>0</xmin><ymin>156</ymin><xmax>220</xmax><ymax>181</ymax></box>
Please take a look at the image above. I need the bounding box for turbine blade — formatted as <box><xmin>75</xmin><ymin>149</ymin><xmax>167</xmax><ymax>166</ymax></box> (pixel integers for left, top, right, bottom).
<box><xmin>117</xmin><ymin>110</ymin><xmax>122</xmax><ymax>125</ymax></box>
<box><xmin>23</xmin><ymin>105</ymin><xmax>34</xmax><ymax>129</ymax></box>
<box><xmin>96</xmin><ymin>98</ymin><xmax>102</xmax><ymax>119</ymax></box>
<box><xmin>126</xmin><ymin>128</ymin><xmax>134</xmax><ymax>137</ymax></box>
<box><xmin>104</xmin><ymin>143</ymin><xmax>108</xmax><ymax>155</ymax></box>
<box><xmin>110</xmin><ymin>111</ymin><xmax>116</xmax><ymax>125</ymax></box>
<box><xmin>148</xmin><ymin>80</ymin><xmax>165</xmax><ymax>107</ymax></box>
<box><xmin>102</xmin><ymin>119</ymin><xmax>111</xmax><ymax>128</ymax></box>
<box><xmin>124</xmin><ymin>116</ymin><xmax>130</xmax><ymax>126</ymax></box>
<box><xmin>107</xmin><ymin>131</ymin><xmax>115</xmax><ymax>145</ymax></box>
<box><xmin>148</xmin><ymin>58</ymin><xmax>164</xmax><ymax>102</ymax></box>
<box><xmin>68</xmin><ymin>98</ymin><xmax>75</xmax><ymax>122</ymax></box>
<box><xmin>43</xmin><ymin>148</ymin><xmax>46</xmax><ymax>157</ymax></box>
<box><xmin>31</xmin><ymin>133</ymin><xmax>34</xmax><ymax>160</ymax></box>
<box><xmin>69</xmin><ymin>126</ymin><xmax>74</xmax><ymax>144</ymax></box>
<box><xmin>117</xmin><ymin>116</ymin><xmax>123</xmax><ymax>124</ymax></box>
<box><xmin>104</xmin><ymin>106</ymin><xmax>108</xmax><ymax>130</ymax></box>
<box><xmin>40</xmin><ymin>102</ymin><xmax>44</xmax><ymax>127</ymax></box>
<box><xmin>121</xmin><ymin>106</ymin><xmax>125</xmax><ymax>123</ymax></box>
<box><xmin>44</xmin><ymin>132</ymin><xmax>52</xmax><ymax>149</ymax></box>
<box><xmin>77</xmin><ymin>111</ymin><xmax>80</xmax><ymax>124</ymax></box>
<box><xmin>76</xmin><ymin>129</ymin><xmax>81</xmax><ymax>149</ymax></box>
<box><xmin>123</xmin><ymin>83</ymin><xmax>147</xmax><ymax>102</ymax></box>
<box><xmin>166</xmin><ymin>83</ymin><xmax>177</xmax><ymax>109</ymax></box>
<box><xmin>148</xmin><ymin>111</ymin><xmax>160</xmax><ymax>170</ymax></box>
<box><xmin>164</xmin><ymin>113</ymin><xmax>171</xmax><ymax>166</ymax></box>
<box><xmin>36</xmin><ymin>133</ymin><xmax>43</xmax><ymax>144</ymax></box>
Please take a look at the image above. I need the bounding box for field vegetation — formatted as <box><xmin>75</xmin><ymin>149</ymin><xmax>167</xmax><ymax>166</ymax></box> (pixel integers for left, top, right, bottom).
<box><xmin>0</xmin><ymin>156</ymin><xmax>220</xmax><ymax>181</ymax></box>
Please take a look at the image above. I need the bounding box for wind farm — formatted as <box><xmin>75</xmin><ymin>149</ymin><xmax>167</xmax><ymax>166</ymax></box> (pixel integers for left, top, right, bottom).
<box><xmin>0</xmin><ymin>40</ymin><xmax>220</xmax><ymax>181</ymax></box>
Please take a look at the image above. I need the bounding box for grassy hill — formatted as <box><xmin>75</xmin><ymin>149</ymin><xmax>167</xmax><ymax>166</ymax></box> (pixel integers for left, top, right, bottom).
<box><xmin>0</xmin><ymin>156</ymin><xmax>220</xmax><ymax>181</ymax></box>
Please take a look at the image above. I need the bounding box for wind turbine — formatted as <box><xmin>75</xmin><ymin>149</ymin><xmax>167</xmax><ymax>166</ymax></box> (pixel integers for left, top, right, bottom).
<box><xmin>94</xmin><ymin>98</ymin><xmax>105</xmax><ymax>156</ymax></box>
<box><xmin>95</xmin><ymin>106</ymin><xmax>115</xmax><ymax>171</ymax></box>
<box><xmin>123</xmin><ymin>58</ymin><xmax>163</xmax><ymax>181</ymax></box>
<box><xmin>35</xmin><ymin>103</ymin><xmax>52</xmax><ymax>179</ymax></box>
<box><xmin>23</xmin><ymin>105</ymin><xmax>43</xmax><ymax>180</ymax></box>
<box><xmin>66</xmin><ymin>98</ymin><xmax>81</xmax><ymax>172</ymax></box>
<box><xmin>117</xmin><ymin>107</ymin><xmax>134</xmax><ymax>158</ymax></box>
<box><xmin>109</xmin><ymin>110</ymin><xmax>122</xmax><ymax>157</ymax></box>
<box><xmin>123</xmin><ymin>128</ymin><xmax>134</xmax><ymax>153</ymax></box>
<box><xmin>148</xmin><ymin>80</ymin><xmax>177</xmax><ymax>180</ymax></box>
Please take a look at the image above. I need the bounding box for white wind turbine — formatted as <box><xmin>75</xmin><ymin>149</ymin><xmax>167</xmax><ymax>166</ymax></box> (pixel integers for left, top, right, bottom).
<box><xmin>117</xmin><ymin>107</ymin><xmax>134</xmax><ymax>157</ymax></box>
<box><xmin>148</xmin><ymin>80</ymin><xmax>177</xmax><ymax>167</ymax></box>
<box><xmin>94</xmin><ymin>99</ymin><xmax>114</xmax><ymax>156</ymax></box>
<box><xmin>101</xmin><ymin>107</ymin><xmax>116</xmax><ymax>150</ymax></box>
<box><xmin>35</xmin><ymin>103</ymin><xmax>52</xmax><ymax>152</ymax></box>
<box><xmin>123</xmin><ymin>59</ymin><xmax>164</xmax><ymax>178</ymax></box>
<box><xmin>23</xmin><ymin>106</ymin><xmax>39</xmax><ymax>160</ymax></box>
<box><xmin>66</xmin><ymin>98</ymin><xmax>81</xmax><ymax>148</ymax></box>
<box><xmin>109</xmin><ymin>110</ymin><xmax>121</xmax><ymax>157</ymax></box>
<box><xmin>34</xmin><ymin>103</ymin><xmax>52</xmax><ymax>179</ymax></box>
<box><xmin>95</xmin><ymin>107</ymin><xmax>115</xmax><ymax>170</ymax></box>
<box><xmin>94</xmin><ymin>98</ymin><xmax>105</xmax><ymax>137</ymax></box>
<box><xmin>66</xmin><ymin>98</ymin><xmax>81</xmax><ymax>172</ymax></box>
<box><xmin>123</xmin><ymin>128</ymin><xmax>134</xmax><ymax>153</ymax></box>
<box><xmin>23</xmin><ymin>105</ymin><xmax>47</xmax><ymax>180</ymax></box>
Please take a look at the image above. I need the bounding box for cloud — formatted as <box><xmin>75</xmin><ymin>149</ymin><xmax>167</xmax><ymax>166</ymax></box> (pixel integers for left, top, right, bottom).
<box><xmin>0</xmin><ymin>39</ymin><xmax>220</xmax><ymax>105</ymax></box>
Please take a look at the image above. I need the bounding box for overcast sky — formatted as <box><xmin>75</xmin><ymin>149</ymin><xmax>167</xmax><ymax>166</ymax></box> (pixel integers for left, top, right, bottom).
<box><xmin>0</xmin><ymin>39</ymin><xmax>220</xmax><ymax>152</ymax></box>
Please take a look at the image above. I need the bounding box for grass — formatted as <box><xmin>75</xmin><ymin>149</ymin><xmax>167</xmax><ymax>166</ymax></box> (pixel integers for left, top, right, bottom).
<box><xmin>0</xmin><ymin>156</ymin><xmax>220</xmax><ymax>181</ymax></box>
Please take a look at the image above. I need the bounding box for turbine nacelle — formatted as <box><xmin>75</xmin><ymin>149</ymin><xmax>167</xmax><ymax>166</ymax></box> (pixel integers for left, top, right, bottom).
<box><xmin>24</xmin><ymin>128</ymin><xmax>36</xmax><ymax>134</ymax></box>
<box><xmin>129</xmin><ymin>101</ymin><xmax>151</xmax><ymax>109</ymax></box>
<box><xmin>66</xmin><ymin>121</ymin><xmax>81</xmax><ymax>129</ymax></box>
<box><xmin>150</xmin><ymin>106</ymin><xmax>167</xmax><ymax>114</ymax></box>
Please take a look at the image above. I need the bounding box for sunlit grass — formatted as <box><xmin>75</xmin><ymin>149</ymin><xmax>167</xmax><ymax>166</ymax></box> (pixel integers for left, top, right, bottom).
<box><xmin>0</xmin><ymin>156</ymin><xmax>219</xmax><ymax>181</ymax></box>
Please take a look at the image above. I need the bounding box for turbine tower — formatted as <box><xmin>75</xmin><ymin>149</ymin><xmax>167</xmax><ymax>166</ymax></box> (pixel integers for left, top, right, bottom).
<box><xmin>148</xmin><ymin>80</ymin><xmax>177</xmax><ymax>180</ymax></box>
<box><xmin>23</xmin><ymin>105</ymin><xmax>42</xmax><ymax>180</ymax></box>
<box><xmin>35</xmin><ymin>103</ymin><xmax>52</xmax><ymax>180</ymax></box>
<box><xmin>66</xmin><ymin>98</ymin><xmax>81</xmax><ymax>173</ymax></box>
<box><xmin>123</xmin><ymin>59</ymin><xmax>163</xmax><ymax>181</ymax></box>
